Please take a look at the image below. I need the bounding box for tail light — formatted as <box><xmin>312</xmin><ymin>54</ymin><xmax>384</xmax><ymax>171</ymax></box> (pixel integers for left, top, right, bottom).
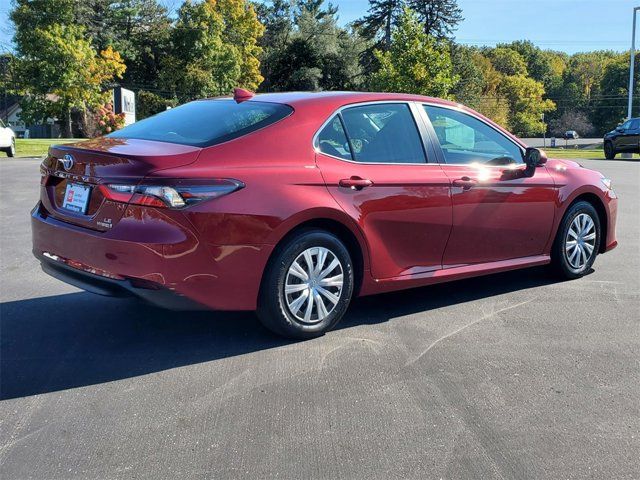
<box><xmin>100</xmin><ymin>179</ymin><xmax>244</xmax><ymax>209</ymax></box>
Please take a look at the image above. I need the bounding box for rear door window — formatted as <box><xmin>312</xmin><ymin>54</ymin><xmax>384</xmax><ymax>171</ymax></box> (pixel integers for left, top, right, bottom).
<box><xmin>108</xmin><ymin>99</ymin><xmax>293</xmax><ymax>147</ymax></box>
<box><xmin>339</xmin><ymin>103</ymin><xmax>427</xmax><ymax>164</ymax></box>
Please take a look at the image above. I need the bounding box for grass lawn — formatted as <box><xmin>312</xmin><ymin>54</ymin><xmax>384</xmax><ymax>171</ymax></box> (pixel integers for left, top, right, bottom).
<box><xmin>12</xmin><ymin>138</ymin><xmax>82</xmax><ymax>158</ymax></box>
<box><xmin>543</xmin><ymin>148</ymin><xmax>639</xmax><ymax>160</ymax></box>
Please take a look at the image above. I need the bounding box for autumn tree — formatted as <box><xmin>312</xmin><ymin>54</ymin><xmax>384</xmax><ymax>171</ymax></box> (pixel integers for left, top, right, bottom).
<box><xmin>370</xmin><ymin>8</ymin><xmax>456</xmax><ymax>98</ymax></box>
<box><xmin>11</xmin><ymin>0</ymin><xmax>126</xmax><ymax>136</ymax></box>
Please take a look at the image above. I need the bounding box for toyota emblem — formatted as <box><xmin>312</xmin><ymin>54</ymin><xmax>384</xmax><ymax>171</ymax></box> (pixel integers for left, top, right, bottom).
<box><xmin>60</xmin><ymin>154</ymin><xmax>74</xmax><ymax>171</ymax></box>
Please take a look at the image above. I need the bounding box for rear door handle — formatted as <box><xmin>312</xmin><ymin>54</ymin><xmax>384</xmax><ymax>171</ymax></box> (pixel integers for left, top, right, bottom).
<box><xmin>339</xmin><ymin>176</ymin><xmax>373</xmax><ymax>190</ymax></box>
<box><xmin>452</xmin><ymin>177</ymin><xmax>476</xmax><ymax>190</ymax></box>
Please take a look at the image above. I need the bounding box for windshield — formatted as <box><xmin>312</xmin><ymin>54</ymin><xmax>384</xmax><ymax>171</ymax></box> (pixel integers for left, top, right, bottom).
<box><xmin>108</xmin><ymin>99</ymin><xmax>293</xmax><ymax>147</ymax></box>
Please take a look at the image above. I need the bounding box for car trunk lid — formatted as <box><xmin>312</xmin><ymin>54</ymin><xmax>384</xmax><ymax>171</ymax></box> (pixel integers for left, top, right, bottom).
<box><xmin>40</xmin><ymin>138</ymin><xmax>201</xmax><ymax>232</ymax></box>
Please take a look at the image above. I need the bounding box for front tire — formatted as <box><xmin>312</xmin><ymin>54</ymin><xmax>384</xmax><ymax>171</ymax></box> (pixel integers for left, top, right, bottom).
<box><xmin>551</xmin><ymin>201</ymin><xmax>601</xmax><ymax>279</ymax></box>
<box><xmin>604</xmin><ymin>141</ymin><xmax>616</xmax><ymax>160</ymax></box>
<box><xmin>257</xmin><ymin>229</ymin><xmax>354</xmax><ymax>339</ymax></box>
<box><xmin>4</xmin><ymin>138</ymin><xmax>15</xmax><ymax>157</ymax></box>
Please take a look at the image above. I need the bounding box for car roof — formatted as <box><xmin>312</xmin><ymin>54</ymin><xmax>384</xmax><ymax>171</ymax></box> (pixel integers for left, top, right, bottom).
<box><xmin>232</xmin><ymin>91</ymin><xmax>460</xmax><ymax>110</ymax></box>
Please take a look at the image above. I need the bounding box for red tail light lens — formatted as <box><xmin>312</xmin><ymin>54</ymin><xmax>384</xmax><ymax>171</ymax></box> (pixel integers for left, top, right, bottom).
<box><xmin>100</xmin><ymin>179</ymin><xmax>244</xmax><ymax>209</ymax></box>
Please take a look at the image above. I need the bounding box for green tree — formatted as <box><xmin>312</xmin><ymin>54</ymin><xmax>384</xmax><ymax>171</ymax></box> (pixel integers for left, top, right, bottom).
<box><xmin>487</xmin><ymin>47</ymin><xmax>528</xmax><ymax>76</ymax></box>
<box><xmin>592</xmin><ymin>53</ymin><xmax>639</xmax><ymax>134</ymax></box>
<box><xmin>261</xmin><ymin>0</ymin><xmax>368</xmax><ymax>91</ymax></box>
<box><xmin>566</xmin><ymin>51</ymin><xmax>618</xmax><ymax>100</ymax></box>
<box><xmin>370</xmin><ymin>8</ymin><xmax>456</xmax><ymax>98</ymax></box>
<box><xmin>161</xmin><ymin>0</ymin><xmax>264</xmax><ymax>101</ymax></box>
<box><xmin>408</xmin><ymin>0</ymin><xmax>463</xmax><ymax>39</ymax></box>
<box><xmin>354</xmin><ymin>0</ymin><xmax>404</xmax><ymax>50</ymax></box>
<box><xmin>498</xmin><ymin>74</ymin><xmax>555</xmax><ymax>136</ymax></box>
<box><xmin>136</xmin><ymin>90</ymin><xmax>177</xmax><ymax>119</ymax></box>
<box><xmin>450</xmin><ymin>44</ymin><xmax>484</xmax><ymax>109</ymax></box>
<box><xmin>470</xmin><ymin>52</ymin><xmax>510</xmax><ymax>127</ymax></box>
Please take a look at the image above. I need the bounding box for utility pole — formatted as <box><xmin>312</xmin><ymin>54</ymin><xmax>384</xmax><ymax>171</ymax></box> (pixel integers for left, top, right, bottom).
<box><xmin>628</xmin><ymin>7</ymin><xmax>639</xmax><ymax>121</ymax></box>
<box><xmin>623</xmin><ymin>6</ymin><xmax>639</xmax><ymax>159</ymax></box>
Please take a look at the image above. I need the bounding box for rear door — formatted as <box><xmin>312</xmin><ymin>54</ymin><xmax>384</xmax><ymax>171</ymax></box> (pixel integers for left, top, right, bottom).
<box><xmin>420</xmin><ymin>104</ymin><xmax>557</xmax><ymax>267</ymax></box>
<box><xmin>618</xmin><ymin>119</ymin><xmax>640</xmax><ymax>151</ymax></box>
<box><xmin>315</xmin><ymin>102</ymin><xmax>452</xmax><ymax>279</ymax></box>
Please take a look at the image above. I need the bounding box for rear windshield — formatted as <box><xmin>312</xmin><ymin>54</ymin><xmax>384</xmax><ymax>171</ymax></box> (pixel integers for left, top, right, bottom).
<box><xmin>107</xmin><ymin>99</ymin><xmax>293</xmax><ymax>147</ymax></box>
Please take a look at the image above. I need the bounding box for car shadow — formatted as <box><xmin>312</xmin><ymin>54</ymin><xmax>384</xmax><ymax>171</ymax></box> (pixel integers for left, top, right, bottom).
<box><xmin>1</xmin><ymin>267</ymin><xmax>562</xmax><ymax>400</ymax></box>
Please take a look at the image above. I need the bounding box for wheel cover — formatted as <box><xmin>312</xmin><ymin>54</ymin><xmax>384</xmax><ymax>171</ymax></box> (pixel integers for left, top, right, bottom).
<box><xmin>565</xmin><ymin>213</ymin><xmax>597</xmax><ymax>270</ymax></box>
<box><xmin>284</xmin><ymin>246</ymin><xmax>344</xmax><ymax>324</ymax></box>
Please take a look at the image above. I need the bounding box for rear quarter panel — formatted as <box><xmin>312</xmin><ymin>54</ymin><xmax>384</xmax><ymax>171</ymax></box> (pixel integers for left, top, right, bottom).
<box><xmin>145</xmin><ymin>110</ymin><xmax>372</xmax><ymax>305</ymax></box>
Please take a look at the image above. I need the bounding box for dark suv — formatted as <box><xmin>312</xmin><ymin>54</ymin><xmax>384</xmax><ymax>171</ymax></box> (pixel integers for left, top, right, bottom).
<box><xmin>604</xmin><ymin>117</ymin><xmax>640</xmax><ymax>159</ymax></box>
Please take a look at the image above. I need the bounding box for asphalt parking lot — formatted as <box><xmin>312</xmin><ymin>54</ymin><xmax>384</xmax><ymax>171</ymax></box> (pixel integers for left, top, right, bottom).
<box><xmin>1</xmin><ymin>157</ymin><xmax>638</xmax><ymax>479</ymax></box>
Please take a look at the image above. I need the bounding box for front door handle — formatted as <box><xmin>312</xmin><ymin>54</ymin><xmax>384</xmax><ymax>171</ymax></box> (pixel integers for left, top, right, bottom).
<box><xmin>452</xmin><ymin>176</ymin><xmax>476</xmax><ymax>190</ymax></box>
<box><xmin>339</xmin><ymin>176</ymin><xmax>373</xmax><ymax>190</ymax></box>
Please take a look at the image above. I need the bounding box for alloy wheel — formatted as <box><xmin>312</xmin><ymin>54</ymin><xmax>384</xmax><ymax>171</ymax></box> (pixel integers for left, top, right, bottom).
<box><xmin>565</xmin><ymin>213</ymin><xmax>597</xmax><ymax>270</ymax></box>
<box><xmin>284</xmin><ymin>246</ymin><xmax>344</xmax><ymax>324</ymax></box>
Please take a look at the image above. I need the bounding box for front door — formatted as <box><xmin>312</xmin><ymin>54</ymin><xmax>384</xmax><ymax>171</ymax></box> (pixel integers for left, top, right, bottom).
<box><xmin>421</xmin><ymin>104</ymin><xmax>557</xmax><ymax>267</ymax></box>
<box><xmin>315</xmin><ymin>102</ymin><xmax>452</xmax><ymax>279</ymax></box>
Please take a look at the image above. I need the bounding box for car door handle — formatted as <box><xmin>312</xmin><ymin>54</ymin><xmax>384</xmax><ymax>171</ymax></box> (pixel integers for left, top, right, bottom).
<box><xmin>452</xmin><ymin>177</ymin><xmax>476</xmax><ymax>190</ymax></box>
<box><xmin>339</xmin><ymin>176</ymin><xmax>373</xmax><ymax>190</ymax></box>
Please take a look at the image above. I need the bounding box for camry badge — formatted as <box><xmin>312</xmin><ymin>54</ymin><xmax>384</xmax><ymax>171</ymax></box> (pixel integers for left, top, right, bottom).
<box><xmin>60</xmin><ymin>154</ymin><xmax>74</xmax><ymax>171</ymax></box>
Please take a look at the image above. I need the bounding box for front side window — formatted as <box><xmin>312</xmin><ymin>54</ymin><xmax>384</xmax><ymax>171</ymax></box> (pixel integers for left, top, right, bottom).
<box><xmin>629</xmin><ymin>119</ymin><xmax>640</xmax><ymax>130</ymax></box>
<box><xmin>316</xmin><ymin>116</ymin><xmax>352</xmax><ymax>160</ymax></box>
<box><xmin>108</xmin><ymin>99</ymin><xmax>293</xmax><ymax>147</ymax></box>
<box><xmin>424</xmin><ymin>105</ymin><xmax>523</xmax><ymax>165</ymax></box>
<box><xmin>340</xmin><ymin>104</ymin><xmax>426</xmax><ymax>164</ymax></box>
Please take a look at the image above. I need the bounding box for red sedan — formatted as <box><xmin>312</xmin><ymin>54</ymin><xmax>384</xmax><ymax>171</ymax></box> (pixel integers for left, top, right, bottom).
<box><xmin>32</xmin><ymin>91</ymin><xmax>618</xmax><ymax>338</ymax></box>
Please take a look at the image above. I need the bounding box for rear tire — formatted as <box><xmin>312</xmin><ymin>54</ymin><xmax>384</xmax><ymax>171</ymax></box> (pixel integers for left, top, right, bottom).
<box><xmin>604</xmin><ymin>141</ymin><xmax>616</xmax><ymax>160</ymax></box>
<box><xmin>257</xmin><ymin>229</ymin><xmax>354</xmax><ymax>339</ymax></box>
<box><xmin>551</xmin><ymin>201</ymin><xmax>601</xmax><ymax>279</ymax></box>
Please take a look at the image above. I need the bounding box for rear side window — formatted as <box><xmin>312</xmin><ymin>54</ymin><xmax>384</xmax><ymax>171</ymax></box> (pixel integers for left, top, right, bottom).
<box><xmin>108</xmin><ymin>99</ymin><xmax>293</xmax><ymax>147</ymax></box>
<box><xmin>340</xmin><ymin>104</ymin><xmax>426</xmax><ymax>164</ymax></box>
<box><xmin>316</xmin><ymin>116</ymin><xmax>352</xmax><ymax>160</ymax></box>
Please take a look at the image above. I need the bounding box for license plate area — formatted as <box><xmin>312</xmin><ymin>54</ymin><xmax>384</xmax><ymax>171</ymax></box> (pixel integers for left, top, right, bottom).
<box><xmin>62</xmin><ymin>182</ymin><xmax>91</xmax><ymax>214</ymax></box>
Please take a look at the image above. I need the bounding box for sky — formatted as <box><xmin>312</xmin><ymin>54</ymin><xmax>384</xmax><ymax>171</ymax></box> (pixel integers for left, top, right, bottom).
<box><xmin>0</xmin><ymin>0</ymin><xmax>637</xmax><ymax>55</ymax></box>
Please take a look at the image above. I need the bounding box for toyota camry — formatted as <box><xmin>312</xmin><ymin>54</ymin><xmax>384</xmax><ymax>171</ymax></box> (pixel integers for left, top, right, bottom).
<box><xmin>32</xmin><ymin>90</ymin><xmax>618</xmax><ymax>338</ymax></box>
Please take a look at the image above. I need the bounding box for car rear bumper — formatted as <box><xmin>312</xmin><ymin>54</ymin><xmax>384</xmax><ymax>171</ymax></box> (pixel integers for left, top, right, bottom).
<box><xmin>31</xmin><ymin>202</ymin><xmax>273</xmax><ymax>310</ymax></box>
<box><xmin>37</xmin><ymin>251</ymin><xmax>206</xmax><ymax>310</ymax></box>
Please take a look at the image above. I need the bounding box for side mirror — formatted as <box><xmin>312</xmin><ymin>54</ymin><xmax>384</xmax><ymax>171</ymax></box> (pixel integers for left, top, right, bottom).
<box><xmin>524</xmin><ymin>147</ymin><xmax>547</xmax><ymax>177</ymax></box>
<box><xmin>616</xmin><ymin>126</ymin><xmax>624</xmax><ymax>132</ymax></box>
